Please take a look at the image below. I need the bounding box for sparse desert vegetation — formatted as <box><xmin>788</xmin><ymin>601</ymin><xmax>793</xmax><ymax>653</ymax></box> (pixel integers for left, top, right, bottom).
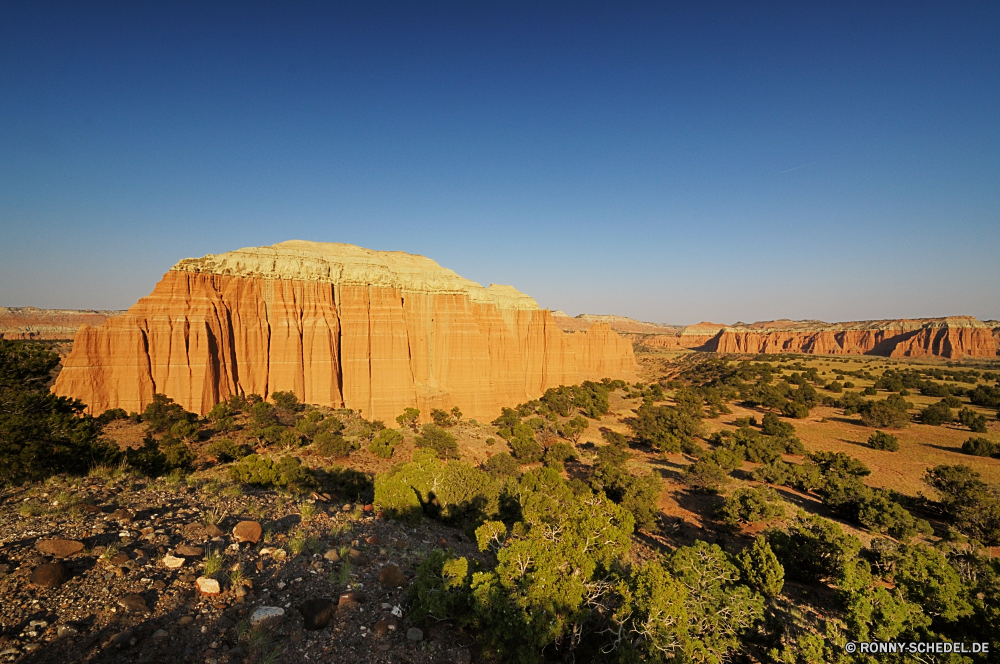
<box><xmin>3</xmin><ymin>339</ymin><xmax>1000</xmax><ymax>662</ymax></box>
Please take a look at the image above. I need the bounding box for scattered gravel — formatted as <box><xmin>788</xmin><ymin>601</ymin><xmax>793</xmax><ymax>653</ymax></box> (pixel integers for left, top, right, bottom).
<box><xmin>0</xmin><ymin>474</ymin><xmax>482</xmax><ymax>662</ymax></box>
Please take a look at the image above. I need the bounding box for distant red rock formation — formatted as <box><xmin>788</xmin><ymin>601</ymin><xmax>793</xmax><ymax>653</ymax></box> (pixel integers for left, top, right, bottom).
<box><xmin>53</xmin><ymin>242</ymin><xmax>638</xmax><ymax>419</ymax></box>
<box><xmin>554</xmin><ymin>312</ymin><xmax>998</xmax><ymax>359</ymax></box>
<box><xmin>0</xmin><ymin>307</ymin><xmax>124</xmax><ymax>340</ymax></box>
<box><xmin>710</xmin><ymin>316</ymin><xmax>997</xmax><ymax>358</ymax></box>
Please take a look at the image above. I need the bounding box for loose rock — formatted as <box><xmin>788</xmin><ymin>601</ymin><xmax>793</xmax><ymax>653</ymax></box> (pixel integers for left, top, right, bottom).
<box><xmin>175</xmin><ymin>544</ymin><xmax>203</xmax><ymax>557</ymax></box>
<box><xmin>232</xmin><ymin>521</ymin><xmax>262</xmax><ymax>543</ymax></box>
<box><xmin>407</xmin><ymin>627</ymin><xmax>424</xmax><ymax>642</ymax></box>
<box><xmin>121</xmin><ymin>593</ymin><xmax>149</xmax><ymax>613</ymax></box>
<box><xmin>323</xmin><ymin>549</ymin><xmax>341</xmax><ymax>562</ymax></box>
<box><xmin>195</xmin><ymin>577</ymin><xmax>221</xmax><ymax>595</ymax></box>
<box><xmin>250</xmin><ymin>606</ymin><xmax>285</xmax><ymax>629</ymax></box>
<box><xmin>30</xmin><ymin>562</ymin><xmax>70</xmax><ymax>588</ymax></box>
<box><xmin>35</xmin><ymin>539</ymin><xmax>85</xmax><ymax>558</ymax></box>
<box><xmin>379</xmin><ymin>564</ymin><xmax>407</xmax><ymax>588</ymax></box>
<box><xmin>162</xmin><ymin>554</ymin><xmax>185</xmax><ymax>569</ymax></box>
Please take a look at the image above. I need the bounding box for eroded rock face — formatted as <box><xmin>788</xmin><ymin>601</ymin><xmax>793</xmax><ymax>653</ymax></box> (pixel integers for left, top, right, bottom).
<box><xmin>53</xmin><ymin>241</ymin><xmax>637</xmax><ymax>420</ymax></box>
<box><xmin>710</xmin><ymin>316</ymin><xmax>998</xmax><ymax>358</ymax></box>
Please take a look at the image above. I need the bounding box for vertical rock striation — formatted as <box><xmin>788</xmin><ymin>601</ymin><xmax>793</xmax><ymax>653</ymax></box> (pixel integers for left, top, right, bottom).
<box><xmin>53</xmin><ymin>241</ymin><xmax>637</xmax><ymax>420</ymax></box>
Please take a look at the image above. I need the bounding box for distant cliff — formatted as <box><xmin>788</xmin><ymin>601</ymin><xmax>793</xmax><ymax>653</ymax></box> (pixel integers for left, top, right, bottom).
<box><xmin>53</xmin><ymin>241</ymin><xmax>637</xmax><ymax>419</ymax></box>
<box><xmin>0</xmin><ymin>307</ymin><xmax>124</xmax><ymax>340</ymax></box>
<box><xmin>553</xmin><ymin>312</ymin><xmax>999</xmax><ymax>359</ymax></box>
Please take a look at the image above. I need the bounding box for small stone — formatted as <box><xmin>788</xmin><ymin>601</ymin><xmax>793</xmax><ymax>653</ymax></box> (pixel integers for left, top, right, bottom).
<box><xmin>323</xmin><ymin>549</ymin><xmax>341</xmax><ymax>562</ymax></box>
<box><xmin>338</xmin><ymin>591</ymin><xmax>366</xmax><ymax>605</ymax></box>
<box><xmin>56</xmin><ymin>625</ymin><xmax>78</xmax><ymax>639</ymax></box>
<box><xmin>205</xmin><ymin>524</ymin><xmax>224</xmax><ymax>538</ymax></box>
<box><xmin>30</xmin><ymin>562</ymin><xmax>70</xmax><ymax>588</ymax></box>
<box><xmin>108</xmin><ymin>552</ymin><xmax>130</xmax><ymax>565</ymax></box>
<box><xmin>341</xmin><ymin>503</ymin><xmax>352</xmax><ymax>512</ymax></box>
<box><xmin>407</xmin><ymin>627</ymin><xmax>423</xmax><ymax>642</ymax></box>
<box><xmin>174</xmin><ymin>544</ymin><xmax>203</xmax><ymax>557</ymax></box>
<box><xmin>152</xmin><ymin>629</ymin><xmax>168</xmax><ymax>640</ymax></box>
<box><xmin>121</xmin><ymin>593</ymin><xmax>149</xmax><ymax>613</ymax></box>
<box><xmin>250</xmin><ymin>606</ymin><xmax>285</xmax><ymax>629</ymax></box>
<box><xmin>373</xmin><ymin>619</ymin><xmax>389</xmax><ymax>635</ymax></box>
<box><xmin>178</xmin><ymin>616</ymin><xmax>194</xmax><ymax>626</ymax></box>
<box><xmin>35</xmin><ymin>539</ymin><xmax>85</xmax><ymax>558</ymax></box>
<box><xmin>379</xmin><ymin>565</ymin><xmax>407</xmax><ymax>588</ymax></box>
<box><xmin>365</xmin><ymin>535</ymin><xmax>381</xmax><ymax>546</ymax></box>
<box><xmin>437</xmin><ymin>537</ymin><xmax>448</xmax><ymax>547</ymax></box>
<box><xmin>272</xmin><ymin>549</ymin><xmax>287</xmax><ymax>561</ymax></box>
<box><xmin>299</xmin><ymin>599</ymin><xmax>336</xmax><ymax>630</ymax></box>
<box><xmin>109</xmin><ymin>628</ymin><xmax>134</xmax><ymax>647</ymax></box>
<box><xmin>153</xmin><ymin>579</ymin><xmax>166</xmax><ymax>590</ymax></box>
<box><xmin>195</xmin><ymin>577</ymin><xmax>221</xmax><ymax>595</ymax></box>
<box><xmin>232</xmin><ymin>521</ymin><xmax>262</xmax><ymax>544</ymax></box>
<box><xmin>162</xmin><ymin>554</ymin><xmax>185</xmax><ymax>569</ymax></box>
<box><xmin>363</xmin><ymin>504</ymin><xmax>373</xmax><ymax>512</ymax></box>
<box><xmin>347</xmin><ymin>548</ymin><xmax>368</xmax><ymax>566</ymax></box>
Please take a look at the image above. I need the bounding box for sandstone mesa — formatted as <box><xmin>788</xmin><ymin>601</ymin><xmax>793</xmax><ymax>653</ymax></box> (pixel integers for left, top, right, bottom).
<box><xmin>53</xmin><ymin>241</ymin><xmax>638</xmax><ymax>421</ymax></box>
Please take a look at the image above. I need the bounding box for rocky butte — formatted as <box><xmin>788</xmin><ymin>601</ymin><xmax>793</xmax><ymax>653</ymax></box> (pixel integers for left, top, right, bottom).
<box><xmin>53</xmin><ymin>241</ymin><xmax>637</xmax><ymax>421</ymax></box>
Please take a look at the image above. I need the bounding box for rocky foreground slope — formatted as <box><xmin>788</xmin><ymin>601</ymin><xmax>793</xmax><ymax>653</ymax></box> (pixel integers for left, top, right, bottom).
<box><xmin>53</xmin><ymin>242</ymin><xmax>637</xmax><ymax>420</ymax></box>
<box><xmin>554</xmin><ymin>313</ymin><xmax>1000</xmax><ymax>358</ymax></box>
<box><xmin>0</xmin><ymin>474</ymin><xmax>474</xmax><ymax>664</ymax></box>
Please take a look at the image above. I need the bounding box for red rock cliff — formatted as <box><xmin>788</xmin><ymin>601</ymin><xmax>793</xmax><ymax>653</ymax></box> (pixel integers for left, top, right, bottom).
<box><xmin>53</xmin><ymin>241</ymin><xmax>637</xmax><ymax>420</ymax></box>
<box><xmin>709</xmin><ymin>316</ymin><xmax>998</xmax><ymax>358</ymax></box>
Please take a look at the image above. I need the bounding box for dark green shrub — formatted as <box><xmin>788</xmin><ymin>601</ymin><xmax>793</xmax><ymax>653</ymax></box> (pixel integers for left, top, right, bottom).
<box><xmin>97</xmin><ymin>408</ymin><xmax>128</xmax><ymax>425</ymax></box>
<box><xmin>767</xmin><ymin>513</ymin><xmax>861</xmax><ymax>581</ymax></box>
<box><xmin>314</xmin><ymin>431</ymin><xmax>355</xmax><ymax>458</ymax></box>
<box><xmin>500</xmin><ymin>422</ymin><xmax>543</xmax><ymax>462</ymax></box>
<box><xmin>625</xmin><ymin>402</ymin><xmax>704</xmax><ymax>452</ymax></box>
<box><xmin>867</xmin><ymin>430</ymin><xmax>900</xmax><ymax>451</ymax></box>
<box><xmin>249</xmin><ymin>401</ymin><xmax>277</xmax><ymax>426</ymax></box>
<box><xmin>160</xmin><ymin>437</ymin><xmax>196</xmax><ymax>472</ymax></box>
<box><xmin>415</xmin><ymin>424</ymin><xmax>459</xmax><ymax>459</ymax></box>
<box><xmin>859</xmin><ymin>396</ymin><xmax>911</xmax><ymax>428</ymax></box>
<box><xmin>856</xmin><ymin>490</ymin><xmax>920</xmax><ymax>541</ymax></box>
<box><xmin>408</xmin><ymin>549</ymin><xmax>471</xmax><ymax>623</ymax></box>
<box><xmin>368</xmin><ymin>428</ymin><xmax>401</xmax><ymax>459</ymax></box>
<box><xmin>396</xmin><ymin>407</ymin><xmax>420</xmax><ymax>430</ymax></box>
<box><xmin>270</xmin><ymin>390</ymin><xmax>304</xmax><ymax>412</ymax></box>
<box><xmin>827</xmin><ymin>381</ymin><xmax>843</xmax><ymax>393</ymax></box>
<box><xmin>431</xmin><ymin>408</ymin><xmax>454</xmax><ymax>427</ymax></box>
<box><xmin>228</xmin><ymin>454</ymin><xmax>319</xmax><ymax>494</ymax></box>
<box><xmin>141</xmin><ymin>393</ymin><xmax>197</xmax><ymax>432</ymax></box>
<box><xmin>781</xmin><ymin>401</ymin><xmax>811</xmax><ymax>419</ymax></box>
<box><xmin>483</xmin><ymin>452</ymin><xmax>520</xmax><ymax>478</ymax></box>
<box><xmin>717</xmin><ymin>486</ymin><xmax>785</xmax><ymax>529</ymax></box>
<box><xmin>0</xmin><ymin>341</ymin><xmax>120</xmax><ymax>485</ymax></box>
<box><xmin>544</xmin><ymin>442</ymin><xmax>576</xmax><ymax>468</ymax></box>
<box><xmin>961</xmin><ymin>436</ymin><xmax>998</xmax><ymax>457</ymax></box>
<box><xmin>588</xmin><ymin>462</ymin><xmax>661</xmax><ymax>530</ymax></box>
<box><xmin>924</xmin><ymin>465</ymin><xmax>1000</xmax><ymax>545</ymax></box>
<box><xmin>761</xmin><ymin>412</ymin><xmax>795</xmax><ymax>437</ymax></box>
<box><xmin>207</xmin><ymin>438</ymin><xmax>251</xmax><ymax>462</ymax></box>
<box><xmin>958</xmin><ymin>407</ymin><xmax>988</xmax><ymax>433</ymax></box>
<box><xmin>737</xmin><ymin>535</ymin><xmax>785</xmax><ymax>598</ymax></box>
<box><xmin>920</xmin><ymin>401</ymin><xmax>953</xmax><ymax>426</ymax></box>
<box><xmin>373</xmin><ymin>472</ymin><xmax>423</xmax><ymax>524</ymax></box>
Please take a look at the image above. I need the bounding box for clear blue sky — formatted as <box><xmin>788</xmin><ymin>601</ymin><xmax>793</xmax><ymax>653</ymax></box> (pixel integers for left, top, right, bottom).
<box><xmin>1</xmin><ymin>2</ymin><xmax>997</xmax><ymax>324</ymax></box>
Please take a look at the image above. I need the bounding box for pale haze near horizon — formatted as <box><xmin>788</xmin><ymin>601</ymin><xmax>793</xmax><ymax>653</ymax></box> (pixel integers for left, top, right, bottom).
<box><xmin>1</xmin><ymin>3</ymin><xmax>997</xmax><ymax>326</ymax></box>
